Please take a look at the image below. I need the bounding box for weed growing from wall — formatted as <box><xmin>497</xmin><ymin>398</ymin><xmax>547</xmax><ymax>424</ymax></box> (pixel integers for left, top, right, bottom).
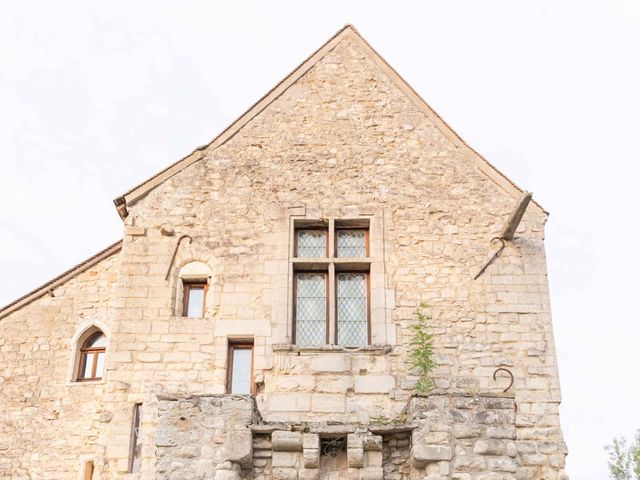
<box><xmin>409</xmin><ymin>303</ymin><xmax>436</xmax><ymax>392</ymax></box>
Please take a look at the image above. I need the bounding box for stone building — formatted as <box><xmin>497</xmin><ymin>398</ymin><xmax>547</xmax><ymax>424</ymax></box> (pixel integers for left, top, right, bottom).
<box><xmin>0</xmin><ymin>25</ymin><xmax>568</xmax><ymax>480</ymax></box>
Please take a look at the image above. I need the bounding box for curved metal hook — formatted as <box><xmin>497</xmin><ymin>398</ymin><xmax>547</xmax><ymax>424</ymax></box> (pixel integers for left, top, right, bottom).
<box><xmin>474</xmin><ymin>237</ymin><xmax>506</xmax><ymax>280</ymax></box>
<box><xmin>165</xmin><ymin>235</ymin><xmax>193</xmax><ymax>281</ymax></box>
<box><xmin>493</xmin><ymin>367</ymin><xmax>514</xmax><ymax>393</ymax></box>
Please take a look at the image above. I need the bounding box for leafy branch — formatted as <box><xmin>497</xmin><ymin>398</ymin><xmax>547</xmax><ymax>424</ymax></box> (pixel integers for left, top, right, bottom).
<box><xmin>606</xmin><ymin>431</ymin><xmax>640</xmax><ymax>480</ymax></box>
<box><xmin>408</xmin><ymin>303</ymin><xmax>437</xmax><ymax>393</ymax></box>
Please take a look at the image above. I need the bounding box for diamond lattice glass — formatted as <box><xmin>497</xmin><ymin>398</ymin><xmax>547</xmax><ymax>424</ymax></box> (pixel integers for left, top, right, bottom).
<box><xmin>336</xmin><ymin>230</ymin><xmax>366</xmax><ymax>258</ymax></box>
<box><xmin>337</xmin><ymin>273</ymin><xmax>367</xmax><ymax>347</ymax></box>
<box><xmin>296</xmin><ymin>273</ymin><xmax>327</xmax><ymax>345</ymax></box>
<box><xmin>296</xmin><ymin>230</ymin><xmax>327</xmax><ymax>258</ymax></box>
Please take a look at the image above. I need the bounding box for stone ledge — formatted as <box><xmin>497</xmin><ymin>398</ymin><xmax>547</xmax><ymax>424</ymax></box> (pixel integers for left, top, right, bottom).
<box><xmin>251</xmin><ymin>423</ymin><xmax>291</xmax><ymax>434</ymax></box>
<box><xmin>157</xmin><ymin>393</ymin><xmax>257</xmax><ymax>401</ymax></box>
<box><xmin>412</xmin><ymin>389</ymin><xmax>515</xmax><ymax>399</ymax></box>
<box><xmin>272</xmin><ymin>344</ymin><xmax>392</xmax><ymax>354</ymax></box>
<box><xmin>368</xmin><ymin>424</ymin><xmax>417</xmax><ymax>435</ymax></box>
<box><xmin>65</xmin><ymin>379</ymin><xmax>107</xmax><ymax>387</ymax></box>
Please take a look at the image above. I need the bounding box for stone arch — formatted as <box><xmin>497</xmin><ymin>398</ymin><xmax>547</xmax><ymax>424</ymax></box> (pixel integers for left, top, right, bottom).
<box><xmin>175</xmin><ymin>260</ymin><xmax>213</xmax><ymax>316</ymax></box>
<box><xmin>67</xmin><ymin>319</ymin><xmax>110</xmax><ymax>382</ymax></box>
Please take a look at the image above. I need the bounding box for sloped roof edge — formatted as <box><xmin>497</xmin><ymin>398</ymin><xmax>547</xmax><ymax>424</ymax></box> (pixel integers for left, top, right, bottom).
<box><xmin>113</xmin><ymin>24</ymin><xmax>546</xmax><ymax>217</ymax></box>
<box><xmin>0</xmin><ymin>240</ymin><xmax>122</xmax><ymax>320</ymax></box>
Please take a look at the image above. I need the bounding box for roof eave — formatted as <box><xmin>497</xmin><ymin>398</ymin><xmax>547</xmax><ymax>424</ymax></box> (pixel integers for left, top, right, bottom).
<box><xmin>0</xmin><ymin>240</ymin><xmax>123</xmax><ymax>320</ymax></box>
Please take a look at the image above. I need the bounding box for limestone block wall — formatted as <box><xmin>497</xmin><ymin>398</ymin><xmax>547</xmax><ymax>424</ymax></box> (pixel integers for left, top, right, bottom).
<box><xmin>156</xmin><ymin>395</ymin><xmax>258</xmax><ymax>480</ymax></box>
<box><xmin>410</xmin><ymin>393</ymin><xmax>517</xmax><ymax>479</ymax></box>
<box><xmin>154</xmin><ymin>391</ymin><xmax>558</xmax><ymax>480</ymax></box>
<box><xmin>0</xmin><ymin>250</ymin><xmax>120</xmax><ymax>479</ymax></box>
<box><xmin>0</xmin><ymin>30</ymin><xmax>567</xmax><ymax>480</ymax></box>
<box><xmin>261</xmin><ymin>345</ymin><xmax>399</xmax><ymax>424</ymax></box>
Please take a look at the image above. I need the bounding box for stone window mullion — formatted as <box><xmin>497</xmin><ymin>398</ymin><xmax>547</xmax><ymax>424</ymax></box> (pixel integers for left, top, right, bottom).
<box><xmin>328</xmin><ymin>262</ymin><xmax>336</xmax><ymax>344</ymax></box>
<box><xmin>327</xmin><ymin>218</ymin><xmax>337</xmax><ymax>344</ymax></box>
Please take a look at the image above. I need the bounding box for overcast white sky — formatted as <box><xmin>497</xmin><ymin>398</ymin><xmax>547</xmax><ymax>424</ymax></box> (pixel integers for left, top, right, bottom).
<box><xmin>1</xmin><ymin>1</ymin><xmax>639</xmax><ymax>478</ymax></box>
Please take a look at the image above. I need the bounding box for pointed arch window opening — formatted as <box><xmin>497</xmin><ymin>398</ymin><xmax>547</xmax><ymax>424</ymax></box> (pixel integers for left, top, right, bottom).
<box><xmin>78</xmin><ymin>331</ymin><xmax>107</xmax><ymax>381</ymax></box>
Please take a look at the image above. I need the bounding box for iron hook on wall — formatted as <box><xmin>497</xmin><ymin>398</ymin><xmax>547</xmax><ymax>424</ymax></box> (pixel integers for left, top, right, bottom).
<box><xmin>165</xmin><ymin>235</ymin><xmax>193</xmax><ymax>281</ymax></box>
<box><xmin>474</xmin><ymin>237</ymin><xmax>506</xmax><ymax>280</ymax></box>
<box><xmin>493</xmin><ymin>367</ymin><xmax>514</xmax><ymax>393</ymax></box>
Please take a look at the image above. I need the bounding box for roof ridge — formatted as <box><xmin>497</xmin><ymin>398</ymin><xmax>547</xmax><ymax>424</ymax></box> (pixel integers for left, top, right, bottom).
<box><xmin>0</xmin><ymin>240</ymin><xmax>123</xmax><ymax>319</ymax></box>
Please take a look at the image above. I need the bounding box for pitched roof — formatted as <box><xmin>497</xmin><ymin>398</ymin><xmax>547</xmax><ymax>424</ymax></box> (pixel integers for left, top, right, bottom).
<box><xmin>0</xmin><ymin>240</ymin><xmax>122</xmax><ymax>320</ymax></box>
<box><xmin>113</xmin><ymin>24</ymin><xmax>546</xmax><ymax>218</ymax></box>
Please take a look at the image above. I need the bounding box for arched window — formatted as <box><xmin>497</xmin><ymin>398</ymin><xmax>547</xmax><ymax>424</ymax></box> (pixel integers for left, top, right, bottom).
<box><xmin>77</xmin><ymin>331</ymin><xmax>107</xmax><ymax>381</ymax></box>
<box><xmin>177</xmin><ymin>261</ymin><xmax>212</xmax><ymax>317</ymax></box>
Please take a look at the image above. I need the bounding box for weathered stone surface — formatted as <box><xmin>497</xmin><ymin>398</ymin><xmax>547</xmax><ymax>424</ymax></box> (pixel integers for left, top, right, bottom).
<box><xmin>272</xmin><ymin>431</ymin><xmax>303</xmax><ymax>451</ymax></box>
<box><xmin>359</xmin><ymin>466</ymin><xmax>384</xmax><ymax>480</ymax></box>
<box><xmin>298</xmin><ymin>468</ymin><xmax>320</xmax><ymax>480</ymax></box>
<box><xmin>272</xmin><ymin>451</ymin><xmax>299</xmax><ymax>468</ymax></box>
<box><xmin>156</xmin><ymin>395</ymin><xmax>256</xmax><ymax>478</ymax></box>
<box><xmin>273</xmin><ymin>467</ymin><xmax>299</xmax><ymax>480</ymax></box>
<box><xmin>310</xmin><ymin>353</ymin><xmax>350</xmax><ymax>372</ymax></box>
<box><xmin>473</xmin><ymin>439</ymin><xmax>506</xmax><ymax>455</ymax></box>
<box><xmin>354</xmin><ymin>375</ymin><xmax>395</xmax><ymax>393</ymax></box>
<box><xmin>302</xmin><ymin>448</ymin><xmax>319</xmax><ymax>468</ymax></box>
<box><xmin>363</xmin><ymin>434</ymin><xmax>383</xmax><ymax>451</ymax></box>
<box><xmin>411</xmin><ymin>445</ymin><xmax>453</xmax><ymax>466</ymax></box>
<box><xmin>348</xmin><ymin>447</ymin><xmax>365</xmax><ymax>468</ymax></box>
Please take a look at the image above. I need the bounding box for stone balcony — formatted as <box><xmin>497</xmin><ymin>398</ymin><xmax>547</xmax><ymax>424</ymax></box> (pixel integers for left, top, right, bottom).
<box><xmin>155</xmin><ymin>390</ymin><xmax>522</xmax><ymax>480</ymax></box>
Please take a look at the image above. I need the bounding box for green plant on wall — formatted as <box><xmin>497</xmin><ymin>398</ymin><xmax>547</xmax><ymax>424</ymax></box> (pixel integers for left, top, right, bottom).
<box><xmin>409</xmin><ymin>303</ymin><xmax>437</xmax><ymax>392</ymax></box>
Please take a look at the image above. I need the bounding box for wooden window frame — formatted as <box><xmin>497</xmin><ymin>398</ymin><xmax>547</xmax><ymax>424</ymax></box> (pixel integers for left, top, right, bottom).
<box><xmin>182</xmin><ymin>281</ymin><xmax>208</xmax><ymax>318</ymax></box>
<box><xmin>227</xmin><ymin>341</ymin><xmax>256</xmax><ymax>395</ymax></box>
<box><xmin>292</xmin><ymin>271</ymin><xmax>330</xmax><ymax>345</ymax></box>
<box><xmin>294</xmin><ymin>227</ymin><xmax>329</xmax><ymax>258</ymax></box>
<box><xmin>77</xmin><ymin>332</ymin><xmax>106</xmax><ymax>381</ymax></box>
<box><xmin>334</xmin><ymin>227</ymin><xmax>370</xmax><ymax>258</ymax></box>
<box><xmin>334</xmin><ymin>271</ymin><xmax>371</xmax><ymax>346</ymax></box>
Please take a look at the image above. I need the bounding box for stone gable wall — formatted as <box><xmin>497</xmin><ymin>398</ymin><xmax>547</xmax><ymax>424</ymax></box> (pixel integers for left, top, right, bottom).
<box><xmin>0</xmin><ymin>34</ymin><xmax>567</xmax><ymax>480</ymax></box>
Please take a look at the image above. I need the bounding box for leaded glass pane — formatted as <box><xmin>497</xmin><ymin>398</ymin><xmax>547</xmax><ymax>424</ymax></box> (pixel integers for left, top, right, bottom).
<box><xmin>336</xmin><ymin>230</ymin><xmax>366</xmax><ymax>257</ymax></box>
<box><xmin>296</xmin><ymin>273</ymin><xmax>326</xmax><ymax>345</ymax></box>
<box><xmin>296</xmin><ymin>230</ymin><xmax>327</xmax><ymax>257</ymax></box>
<box><xmin>337</xmin><ymin>273</ymin><xmax>367</xmax><ymax>347</ymax></box>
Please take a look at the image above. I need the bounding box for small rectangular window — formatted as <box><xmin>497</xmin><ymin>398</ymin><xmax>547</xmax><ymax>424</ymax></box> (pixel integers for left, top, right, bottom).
<box><xmin>336</xmin><ymin>272</ymin><xmax>368</xmax><ymax>347</ymax></box>
<box><xmin>183</xmin><ymin>282</ymin><xmax>206</xmax><ymax>318</ymax></box>
<box><xmin>227</xmin><ymin>342</ymin><xmax>254</xmax><ymax>394</ymax></box>
<box><xmin>296</xmin><ymin>229</ymin><xmax>328</xmax><ymax>257</ymax></box>
<box><xmin>336</xmin><ymin>229</ymin><xmax>367</xmax><ymax>257</ymax></box>
<box><xmin>295</xmin><ymin>272</ymin><xmax>328</xmax><ymax>345</ymax></box>
<box><xmin>128</xmin><ymin>404</ymin><xmax>142</xmax><ymax>473</ymax></box>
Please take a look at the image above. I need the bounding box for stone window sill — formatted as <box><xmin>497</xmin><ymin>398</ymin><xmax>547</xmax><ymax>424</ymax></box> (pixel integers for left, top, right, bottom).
<box><xmin>66</xmin><ymin>379</ymin><xmax>107</xmax><ymax>387</ymax></box>
<box><xmin>272</xmin><ymin>344</ymin><xmax>391</xmax><ymax>355</ymax></box>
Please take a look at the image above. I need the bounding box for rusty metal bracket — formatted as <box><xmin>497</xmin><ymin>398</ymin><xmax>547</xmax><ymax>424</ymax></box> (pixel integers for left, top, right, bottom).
<box><xmin>474</xmin><ymin>237</ymin><xmax>506</xmax><ymax>280</ymax></box>
<box><xmin>493</xmin><ymin>367</ymin><xmax>514</xmax><ymax>393</ymax></box>
<box><xmin>165</xmin><ymin>235</ymin><xmax>192</xmax><ymax>281</ymax></box>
